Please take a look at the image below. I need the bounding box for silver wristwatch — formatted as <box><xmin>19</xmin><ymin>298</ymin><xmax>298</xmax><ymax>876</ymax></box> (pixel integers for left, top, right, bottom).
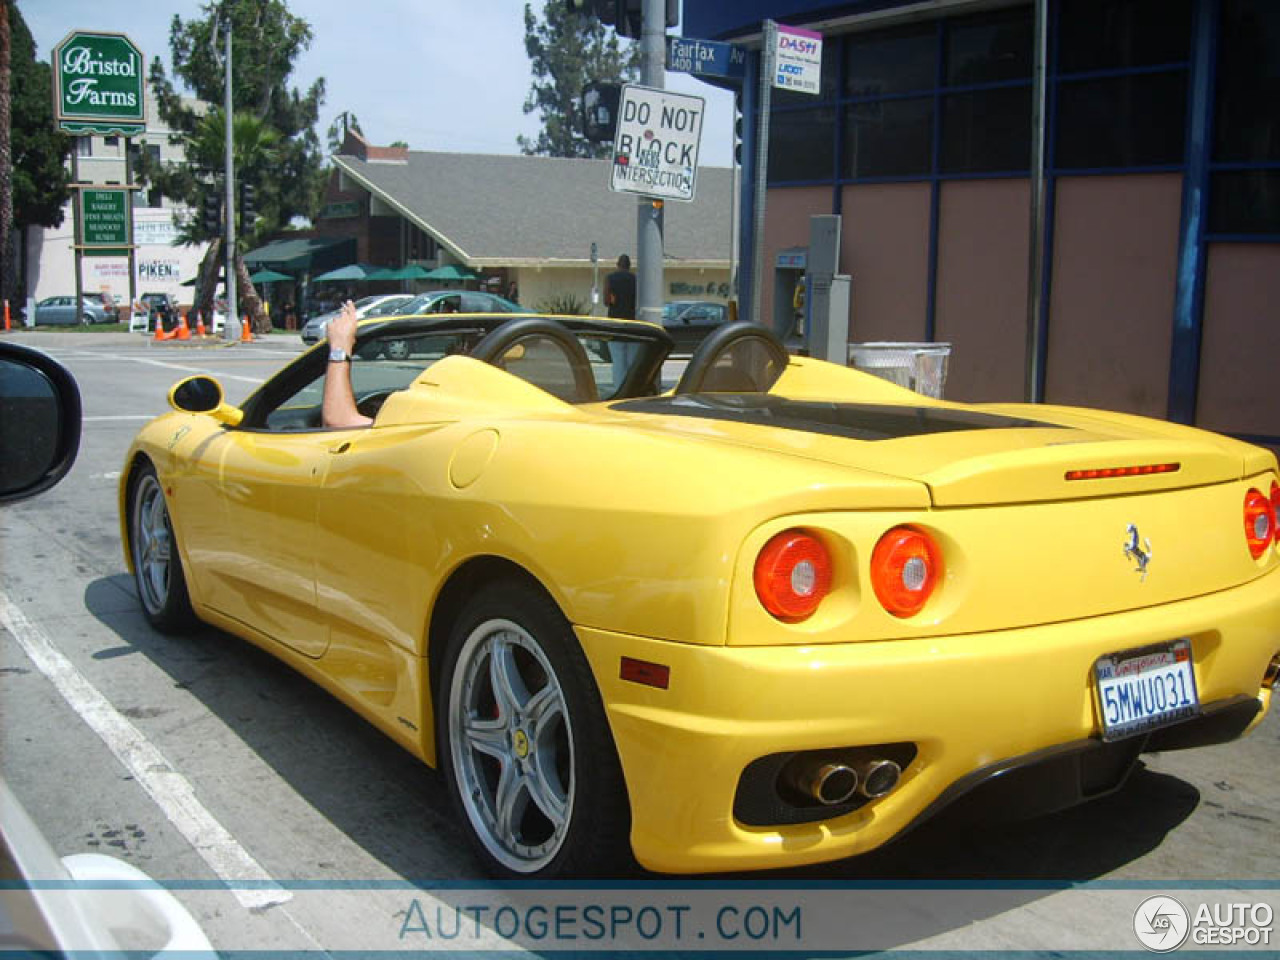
<box><xmin>327</xmin><ymin>347</ymin><xmax>351</xmax><ymax>363</ymax></box>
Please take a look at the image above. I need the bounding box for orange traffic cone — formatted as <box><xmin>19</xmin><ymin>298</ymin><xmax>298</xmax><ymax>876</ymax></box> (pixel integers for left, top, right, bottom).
<box><xmin>3</xmin><ymin>300</ymin><xmax>10</xmax><ymax>332</ymax></box>
<box><xmin>241</xmin><ymin>316</ymin><xmax>253</xmax><ymax>342</ymax></box>
<box><xmin>153</xmin><ymin>319</ymin><xmax>170</xmax><ymax>341</ymax></box>
<box><xmin>175</xmin><ymin>313</ymin><xmax>191</xmax><ymax>340</ymax></box>
<box><xmin>195</xmin><ymin>311</ymin><xmax>206</xmax><ymax>337</ymax></box>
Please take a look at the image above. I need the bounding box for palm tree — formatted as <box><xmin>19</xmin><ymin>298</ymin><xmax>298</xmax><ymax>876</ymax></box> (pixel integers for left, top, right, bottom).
<box><xmin>183</xmin><ymin>108</ymin><xmax>280</xmax><ymax>333</ymax></box>
<box><xmin>1</xmin><ymin>1</ymin><xmax>14</xmax><ymax>307</ymax></box>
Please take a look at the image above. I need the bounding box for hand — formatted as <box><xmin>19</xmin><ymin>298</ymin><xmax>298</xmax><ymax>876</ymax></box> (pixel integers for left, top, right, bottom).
<box><xmin>327</xmin><ymin>300</ymin><xmax>358</xmax><ymax>352</ymax></box>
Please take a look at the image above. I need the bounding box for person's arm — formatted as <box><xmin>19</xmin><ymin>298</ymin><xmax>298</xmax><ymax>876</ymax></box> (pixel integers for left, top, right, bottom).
<box><xmin>322</xmin><ymin>300</ymin><xmax>374</xmax><ymax>428</ymax></box>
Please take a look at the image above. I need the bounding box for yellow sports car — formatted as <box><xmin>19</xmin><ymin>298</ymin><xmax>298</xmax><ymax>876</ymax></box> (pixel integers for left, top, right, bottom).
<box><xmin>119</xmin><ymin>314</ymin><xmax>1280</xmax><ymax>878</ymax></box>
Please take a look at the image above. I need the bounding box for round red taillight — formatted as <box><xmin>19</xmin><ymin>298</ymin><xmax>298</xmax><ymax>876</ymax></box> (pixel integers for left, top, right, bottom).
<box><xmin>1244</xmin><ymin>488</ymin><xmax>1273</xmax><ymax>559</ymax></box>
<box><xmin>1272</xmin><ymin>481</ymin><xmax>1280</xmax><ymax>546</ymax></box>
<box><xmin>754</xmin><ymin>530</ymin><xmax>833</xmax><ymax>622</ymax></box>
<box><xmin>871</xmin><ymin>526</ymin><xmax>943</xmax><ymax>618</ymax></box>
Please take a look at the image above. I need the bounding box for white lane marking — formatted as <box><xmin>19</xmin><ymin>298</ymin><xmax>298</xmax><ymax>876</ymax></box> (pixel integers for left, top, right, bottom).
<box><xmin>89</xmin><ymin>472</ymin><xmax>123</xmax><ymax>481</ymax></box>
<box><xmin>84</xmin><ymin>416</ymin><xmax>155</xmax><ymax>422</ymax></box>
<box><xmin>101</xmin><ymin>354</ymin><xmax>266</xmax><ymax>385</ymax></box>
<box><xmin>0</xmin><ymin>594</ymin><xmax>291</xmax><ymax>912</ymax></box>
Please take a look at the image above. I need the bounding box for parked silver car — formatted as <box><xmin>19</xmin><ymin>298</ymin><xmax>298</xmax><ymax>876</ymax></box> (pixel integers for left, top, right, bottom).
<box><xmin>299</xmin><ymin>294</ymin><xmax>415</xmax><ymax>344</ymax></box>
<box><xmin>32</xmin><ymin>294</ymin><xmax>115</xmax><ymax>326</ymax></box>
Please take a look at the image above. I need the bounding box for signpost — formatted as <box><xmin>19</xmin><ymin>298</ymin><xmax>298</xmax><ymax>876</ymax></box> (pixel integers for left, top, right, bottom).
<box><xmin>54</xmin><ymin>30</ymin><xmax>146</xmax><ymax>325</ymax></box>
<box><xmin>610</xmin><ymin>84</ymin><xmax>705</xmax><ymax>204</ymax></box>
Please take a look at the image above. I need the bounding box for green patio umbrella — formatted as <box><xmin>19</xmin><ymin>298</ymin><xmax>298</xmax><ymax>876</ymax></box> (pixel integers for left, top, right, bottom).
<box><xmin>249</xmin><ymin>268</ymin><xmax>292</xmax><ymax>283</ymax></box>
<box><xmin>312</xmin><ymin>263</ymin><xmax>378</xmax><ymax>283</ymax></box>
<box><xmin>423</xmin><ymin>264</ymin><xmax>479</xmax><ymax>281</ymax></box>
<box><xmin>381</xmin><ymin>264</ymin><xmax>432</xmax><ymax>281</ymax></box>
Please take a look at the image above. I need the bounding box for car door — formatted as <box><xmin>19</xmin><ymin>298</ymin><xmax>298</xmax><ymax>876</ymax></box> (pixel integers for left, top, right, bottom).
<box><xmin>186</xmin><ymin>424</ymin><xmax>335</xmax><ymax>658</ymax></box>
<box><xmin>38</xmin><ymin>298</ymin><xmax>70</xmax><ymax>326</ymax></box>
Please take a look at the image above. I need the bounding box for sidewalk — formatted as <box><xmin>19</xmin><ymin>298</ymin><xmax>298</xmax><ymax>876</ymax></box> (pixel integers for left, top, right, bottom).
<box><xmin>1</xmin><ymin>329</ymin><xmax>307</xmax><ymax>351</ymax></box>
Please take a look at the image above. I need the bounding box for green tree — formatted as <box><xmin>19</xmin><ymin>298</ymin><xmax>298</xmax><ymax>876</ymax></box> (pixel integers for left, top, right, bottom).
<box><xmin>326</xmin><ymin>110</ymin><xmax>360</xmax><ymax>154</ymax></box>
<box><xmin>141</xmin><ymin>0</ymin><xmax>327</xmax><ymax>331</ymax></box>
<box><xmin>519</xmin><ymin>2</ymin><xmax>638</xmax><ymax>158</ymax></box>
<box><xmin>1</xmin><ymin>1</ymin><xmax>72</xmax><ymax>307</ymax></box>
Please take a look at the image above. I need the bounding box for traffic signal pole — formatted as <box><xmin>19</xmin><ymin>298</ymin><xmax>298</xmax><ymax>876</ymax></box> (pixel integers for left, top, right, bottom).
<box><xmin>635</xmin><ymin>0</ymin><xmax>665</xmax><ymax>326</ymax></box>
<box><xmin>223</xmin><ymin>18</ymin><xmax>239</xmax><ymax>341</ymax></box>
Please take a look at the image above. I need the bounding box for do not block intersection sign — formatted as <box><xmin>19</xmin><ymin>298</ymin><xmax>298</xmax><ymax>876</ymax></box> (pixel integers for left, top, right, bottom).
<box><xmin>610</xmin><ymin>84</ymin><xmax>705</xmax><ymax>203</ymax></box>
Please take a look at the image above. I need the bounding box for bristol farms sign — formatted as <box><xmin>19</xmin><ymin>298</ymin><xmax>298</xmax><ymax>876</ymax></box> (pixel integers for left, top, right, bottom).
<box><xmin>53</xmin><ymin>31</ymin><xmax>145</xmax><ymax>136</ymax></box>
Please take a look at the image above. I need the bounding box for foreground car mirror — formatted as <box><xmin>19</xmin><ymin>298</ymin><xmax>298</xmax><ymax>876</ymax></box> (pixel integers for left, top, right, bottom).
<box><xmin>168</xmin><ymin>375</ymin><xmax>243</xmax><ymax>426</ymax></box>
<box><xmin>0</xmin><ymin>342</ymin><xmax>82</xmax><ymax>503</ymax></box>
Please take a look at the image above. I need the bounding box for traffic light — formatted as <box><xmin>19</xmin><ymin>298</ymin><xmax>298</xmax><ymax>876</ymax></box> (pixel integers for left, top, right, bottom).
<box><xmin>582</xmin><ymin>81</ymin><xmax>622</xmax><ymax>143</ymax></box>
<box><xmin>240</xmin><ymin>182</ymin><xmax>257</xmax><ymax>225</ymax></box>
<box><xmin>570</xmin><ymin>0</ymin><xmax>676</xmax><ymax>39</ymax></box>
<box><xmin>201</xmin><ymin>191</ymin><xmax>221</xmax><ymax>234</ymax></box>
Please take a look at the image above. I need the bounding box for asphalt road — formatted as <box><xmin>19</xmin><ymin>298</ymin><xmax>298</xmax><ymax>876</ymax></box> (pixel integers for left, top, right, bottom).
<box><xmin>1</xmin><ymin>330</ymin><xmax>1276</xmax><ymax>955</ymax></box>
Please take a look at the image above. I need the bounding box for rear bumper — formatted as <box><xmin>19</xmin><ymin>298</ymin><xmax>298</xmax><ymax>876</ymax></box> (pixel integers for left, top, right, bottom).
<box><xmin>578</xmin><ymin>567</ymin><xmax>1279</xmax><ymax>874</ymax></box>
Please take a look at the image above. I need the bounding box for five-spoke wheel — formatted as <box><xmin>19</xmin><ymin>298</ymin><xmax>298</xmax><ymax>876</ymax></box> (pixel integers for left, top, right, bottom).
<box><xmin>439</xmin><ymin>580</ymin><xmax>631</xmax><ymax>877</ymax></box>
<box><xmin>128</xmin><ymin>463</ymin><xmax>195</xmax><ymax>632</ymax></box>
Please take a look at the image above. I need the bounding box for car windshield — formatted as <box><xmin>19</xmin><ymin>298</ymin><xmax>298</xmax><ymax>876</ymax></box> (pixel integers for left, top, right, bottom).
<box><xmin>663</xmin><ymin>301</ymin><xmax>697</xmax><ymax>322</ymax></box>
<box><xmin>365</xmin><ymin>296</ymin><xmax>414</xmax><ymax>317</ymax></box>
<box><xmin>400</xmin><ymin>293</ymin><xmax>450</xmax><ymax>314</ymax></box>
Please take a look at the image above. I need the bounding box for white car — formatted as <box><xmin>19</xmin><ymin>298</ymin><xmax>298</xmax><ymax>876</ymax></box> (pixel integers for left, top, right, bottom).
<box><xmin>300</xmin><ymin>295</ymin><xmax>413</xmax><ymax>344</ymax></box>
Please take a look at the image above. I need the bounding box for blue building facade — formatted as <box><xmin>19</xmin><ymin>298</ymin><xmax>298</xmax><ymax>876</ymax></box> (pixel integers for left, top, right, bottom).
<box><xmin>684</xmin><ymin>0</ymin><xmax>1279</xmax><ymax>447</ymax></box>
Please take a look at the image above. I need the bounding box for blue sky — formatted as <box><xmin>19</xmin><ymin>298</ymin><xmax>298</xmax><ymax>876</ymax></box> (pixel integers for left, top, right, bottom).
<box><xmin>23</xmin><ymin>0</ymin><xmax>734</xmax><ymax>166</ymax></box>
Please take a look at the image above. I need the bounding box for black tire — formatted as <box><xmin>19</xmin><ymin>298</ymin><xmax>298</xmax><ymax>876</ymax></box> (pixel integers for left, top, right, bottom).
<box><xmin>127</xmin><ymin>463</ymin><xmax>197</xmax><ymax>633</ymax></box>
<box><xmin>437</xmin><ymin>579</ymin><xmax>633</xmax><ymax>878</ymax></box>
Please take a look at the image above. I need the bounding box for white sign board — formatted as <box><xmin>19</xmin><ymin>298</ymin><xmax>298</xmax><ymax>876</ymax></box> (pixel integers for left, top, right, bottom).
<box><xmin>773</xmin><ymin>24</ymin><xmax>823</xmax><ymax>95</ymax></box>
<box><xmin>610</xmin><ymin>84</ymin><xmax>704</xmax><ymax>203</ymax></box>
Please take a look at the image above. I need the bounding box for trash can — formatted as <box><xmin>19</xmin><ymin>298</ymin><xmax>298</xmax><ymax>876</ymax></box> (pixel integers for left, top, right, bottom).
<box><xmin>848</xmin><ymin>342</ymin><xmax>952</xmax><ymax>399</ymax></box>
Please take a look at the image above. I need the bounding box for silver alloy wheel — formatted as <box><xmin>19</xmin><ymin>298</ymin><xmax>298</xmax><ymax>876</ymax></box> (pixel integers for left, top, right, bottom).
<box><xmin>132</xmin><ymin>473</ymin><xmax>172</xmax><ymax>615</ymax></box>
<box><xmin>448</xmin><ymin>617</ymin><xmax>574</xmax><ymax>873</ymax></box>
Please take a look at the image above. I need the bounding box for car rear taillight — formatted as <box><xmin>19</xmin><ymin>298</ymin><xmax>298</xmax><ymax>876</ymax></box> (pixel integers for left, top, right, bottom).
<box><xmin>871</xmin><ymin>526</ymin><xmax>942</xmax><ymax>618</ymax></box>
<box><xmin>1244</xmin><ymin>488</ymin><xmax>1274</xmax><ymax>559</ymax></box>
<box><xmin>754</xmin><ymin>530</ymin><xmax>833</xmax><ymax>623</ymax></box>
<box><xmin>1272</xmin><ymin>481</ymin><xmax>1280</xmax><ymax>547</ymax></box>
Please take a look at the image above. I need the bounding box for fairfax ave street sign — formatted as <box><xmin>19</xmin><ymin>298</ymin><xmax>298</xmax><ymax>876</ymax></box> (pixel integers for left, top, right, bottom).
<box><xmin>610</xmin><ymin>85</ymin><xmax>705</xmax><ymax>203</ymax></box>
<box><xmin>53</xmin><ymin>31</ymin><xmax>145</xmax><ymax>135</ymax></box>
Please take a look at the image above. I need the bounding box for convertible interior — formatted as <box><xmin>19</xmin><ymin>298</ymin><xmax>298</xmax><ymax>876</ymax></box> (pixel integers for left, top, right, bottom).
<box><xmin>239</xmin><ymin>315</ymin><xmax>789</xmax><ymax>434</ymax></box>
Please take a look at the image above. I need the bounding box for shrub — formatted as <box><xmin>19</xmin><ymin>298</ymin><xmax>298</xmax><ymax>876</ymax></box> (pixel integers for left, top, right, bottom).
<box><xmin>537</xmin><ymin>292</ymin><xmax>587</xmax><ymax>315</ymax></box>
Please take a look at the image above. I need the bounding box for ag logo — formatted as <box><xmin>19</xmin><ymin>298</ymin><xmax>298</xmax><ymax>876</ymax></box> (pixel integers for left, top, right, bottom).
<box><xmin>1134</xmin><ymin>895</ymin><xmax>1190</xmax><ymax>952</ymax></box>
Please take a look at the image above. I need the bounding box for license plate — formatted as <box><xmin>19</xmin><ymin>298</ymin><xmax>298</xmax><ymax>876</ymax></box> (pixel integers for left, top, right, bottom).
<box><xmin>1093</xmin><ymin>639</ymin><xmax>1200</xmax><ymax>741</ymax></box>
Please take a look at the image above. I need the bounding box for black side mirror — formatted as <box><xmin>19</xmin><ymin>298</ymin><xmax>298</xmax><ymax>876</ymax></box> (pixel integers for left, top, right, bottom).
<box><xmin>0</xmin><ymin>343</ymin><xmax>82</xmax><ymax>503</ymax></box>
<box><xmin>168</xmin><ymin>375</ymin><xmax>243</xmax><ymax>426</ymax></box>
<box><xmin>171</xmin><ymin>376</ymin><xmax>223</xmax><ymax>412</ymax></box>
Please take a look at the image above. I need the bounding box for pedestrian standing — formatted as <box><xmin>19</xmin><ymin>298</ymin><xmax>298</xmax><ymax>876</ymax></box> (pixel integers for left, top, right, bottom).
<box><xmin>604</xmin><ymin>254</ymin><xmax>636</xmax><ymax>320</ymax></box>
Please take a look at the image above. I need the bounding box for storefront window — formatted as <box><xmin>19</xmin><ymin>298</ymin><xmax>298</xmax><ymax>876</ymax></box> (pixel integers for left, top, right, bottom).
<box><xmin>1213</xmin><ymin>0</ymin><xmax>1280</xmax><ymax>165</ymax></box>
<box><xmin>1058</xmin><ymin>0</ymin><xmax>1192</xmax><ymax>72</ymax></box>
<box><xmin>1210</xmin><ymin>171</ymin><xmax>1280</xmax><ymax>235</ymax></box>
<box><xmin>843</xmin><ymin>23</ymin><xmax>935</xmax><ymax>97</ymax></box>
<box><xmin>842</xmin><ymin>98</ymin><xmax>933</xmax><ymax>179</ymax></box>
<box><xmin>1056</xmin><ymin>72</ymin><xmax>1187</xmax><ymax>169</ymax></box>
<box><xmin>942</xmin><ymin>87</ymin><xmax>1031</xmax><ymax>173</ymax></box>
<box><xmin>768</xmin><ymin>109</ymin><xmax>835</xmax><ymax>182</ymax></box>
<box><xmin>946</xmin><ymin>8</ymin><xmax>1032</xmax><ymax>85</ymax></box>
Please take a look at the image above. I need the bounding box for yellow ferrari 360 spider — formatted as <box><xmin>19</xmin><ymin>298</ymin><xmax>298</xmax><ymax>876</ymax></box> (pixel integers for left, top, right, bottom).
<box><xmin>119</xmin><ymin>314</ymin><xmax>1280</xmax><ymax>877</ymax></box>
